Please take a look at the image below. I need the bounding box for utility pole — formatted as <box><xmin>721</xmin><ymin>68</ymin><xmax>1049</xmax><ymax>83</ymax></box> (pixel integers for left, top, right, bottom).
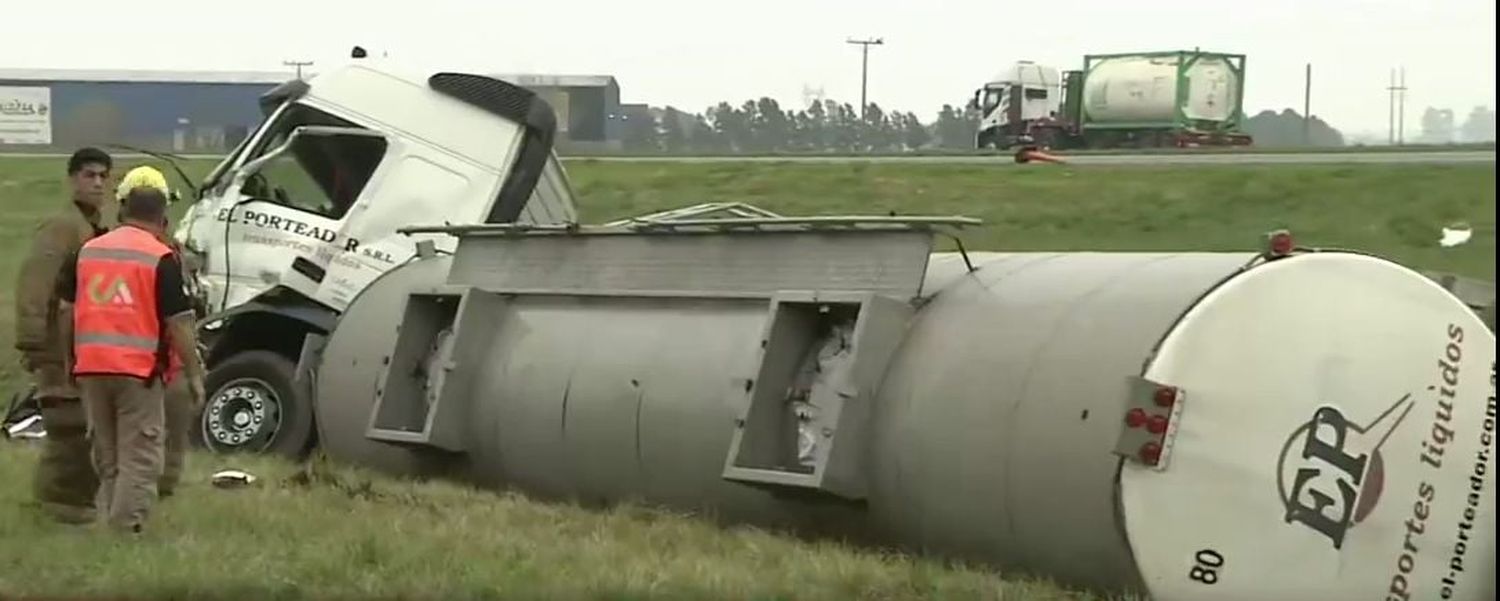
<box><xmin>846</xmin><ymin>37</ymin><xmax>884</xmax><ymax>119</ymax></box>
<box><xmin>1397</xmin><ymin>66</ymin><xmax>1407</xmax><ymax>145</ymax></box>
<box><xmin>1386</xmin><ymin>67</ymin><xmax>1407</xmax><ymax>146</ymax></box>
<box><xmin>283</xmin><ymin>59</ymin><xmax>314</xmax><ymax>79</ymax></box>
<box><xmin>1303</xmin><ymin>63</ymin><xmax>1312</xmax><ymax>146</ymax></box>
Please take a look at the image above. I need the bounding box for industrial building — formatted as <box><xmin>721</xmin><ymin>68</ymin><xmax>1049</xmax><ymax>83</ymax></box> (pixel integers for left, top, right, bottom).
<box><xmin>491</xmin><ymin>73</ymin><xmax>623</xmax><ymax>152</ymax></box>
<box><xmin>0</xmin><ymin>68</ymin><xmax>624</xmax><ymax>154</ymax></box>
<box><xmin>0</xmin><ymin>69</ymin><xmax>288</xmax><ymax>153</ymax></box>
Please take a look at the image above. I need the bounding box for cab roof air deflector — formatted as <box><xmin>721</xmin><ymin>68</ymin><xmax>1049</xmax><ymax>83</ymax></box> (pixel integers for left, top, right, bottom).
<box><xmin>428</xmin><ymin>72</ymin><xmax>558</xmax><ymax>225</ymax></box>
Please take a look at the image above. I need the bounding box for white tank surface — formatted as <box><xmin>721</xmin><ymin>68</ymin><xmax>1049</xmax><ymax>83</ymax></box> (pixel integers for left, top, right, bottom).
<box><xmin>1118</xmin><ymin>251</ymin><xmax>1496</xmax><ymax>600</ymax></box>
<box><xmin>310</xmin><ymin>218</ymin><xmax>1495</xmax><ymax>601</ymax></box>
<box><xmin>1083</xmin><ymin>51</ymin><xmax>1243</xmax><ymax>125</ymax></box>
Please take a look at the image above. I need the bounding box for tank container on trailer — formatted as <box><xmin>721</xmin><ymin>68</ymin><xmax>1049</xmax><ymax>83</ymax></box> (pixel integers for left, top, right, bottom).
<box><xmin>1080</xmin><ymin>50</ymin><xmax>1246</xmax><ymax>131</ymax></box>
<box><xmin>310</xmin><ymin>217</ymin><xmax>1496</xmax><ymax>601</ymax></box>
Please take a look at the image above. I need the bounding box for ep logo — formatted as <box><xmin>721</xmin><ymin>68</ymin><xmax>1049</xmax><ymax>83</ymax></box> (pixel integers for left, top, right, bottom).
<box><xmin>1276</xmin><ymin>395</ymin><xmax>1415</xmax><ymax>549</ymax></box>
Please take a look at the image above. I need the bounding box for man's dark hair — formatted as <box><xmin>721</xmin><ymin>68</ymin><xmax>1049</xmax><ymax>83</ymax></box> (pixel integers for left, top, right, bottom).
<box><xmin>67</xmin><ymin>147</ymin><xmax>112</xmax><ymax>175</ymax></box>
<box><xmin>121</xmin><ymin>187</ymin><xmax>168</xmax><ymax>223</ymax></box>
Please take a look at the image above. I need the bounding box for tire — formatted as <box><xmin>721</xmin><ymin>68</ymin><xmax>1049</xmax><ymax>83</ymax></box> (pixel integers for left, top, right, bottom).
<box><xmin>197</xmin><ymin>350</ymin><xmax>314</xmax><ymax>458</ymax></box>
<box><xmin>978</xmin><ymin>131</ymin><xmax>1003</xmax><ymax>151</ymax></box>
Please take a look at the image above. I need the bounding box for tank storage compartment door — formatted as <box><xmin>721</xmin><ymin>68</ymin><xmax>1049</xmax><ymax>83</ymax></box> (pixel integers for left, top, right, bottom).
<box><xmin>380</xmin><ymin>211</ymin><xmax>968</xmax><ymax>468</ymax></box>
<box><xmin>722</xmin><ymin>291</ymin><xmax>913</xmax><ymax>500</ymax></box>
<box><xmin>366</xmin><ymin>286</ymin><xmax>508</xmax><ymax>451</ymax></box>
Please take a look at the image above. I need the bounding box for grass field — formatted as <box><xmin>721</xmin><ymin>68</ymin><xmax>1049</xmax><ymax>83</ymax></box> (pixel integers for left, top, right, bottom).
<box><xmin>0</xmin><ymin>444</ymin><xmax>1101</xmax><ymax>601</ymax></box>
<box><xmin>560</xmin><ymin>159</ymin><xmax>1495</xmax><ymax>283</ymax></box>
<box><xmin>0</xmin><ymin>155</ymin><xmax>1494</xmax><ymax>600</ymax></box>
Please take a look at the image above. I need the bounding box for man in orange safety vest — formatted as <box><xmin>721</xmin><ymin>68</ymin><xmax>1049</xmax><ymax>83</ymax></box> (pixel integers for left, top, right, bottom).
<box><xmin>107</xmin><ymin>165</ymin><xmax>203</xmax><ymax>498</ymax></box>
<box><xmin>59</xmin><ymin>185</ymin><xmax>205</xmax><ymax>533</ymax></box>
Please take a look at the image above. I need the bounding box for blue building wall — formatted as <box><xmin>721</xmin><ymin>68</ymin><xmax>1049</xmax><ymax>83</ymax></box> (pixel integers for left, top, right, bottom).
<box><xmin>0</xmin><ymin>78</ymin><xmax>278</xmax><ymax>152</ymax></box>
<box><xmin>2</xmin><ymin>75</ymin><xmax>621</xmax><ymax>153</ymax></box>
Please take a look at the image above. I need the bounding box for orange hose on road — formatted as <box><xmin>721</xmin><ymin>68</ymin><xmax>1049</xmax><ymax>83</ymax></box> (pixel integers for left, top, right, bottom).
<box><xmin>1014</xmin><ymin>147</ymin><xmax>1068</xmax><ymax>164</ymax></box>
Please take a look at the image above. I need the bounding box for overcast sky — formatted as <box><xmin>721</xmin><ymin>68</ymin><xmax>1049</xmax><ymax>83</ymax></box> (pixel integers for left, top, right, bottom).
<box><xmin>7</xmin><ymin>0</ymin><xmax>1495</xmax><ymax>137</ymax></box>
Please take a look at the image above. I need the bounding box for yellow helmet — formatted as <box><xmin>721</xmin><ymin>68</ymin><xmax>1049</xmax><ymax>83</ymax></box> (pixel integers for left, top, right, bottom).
<box><xmin>115</xmin><ymin>165</ymin><xmax>173</xmax><ymax>201</ymax></box>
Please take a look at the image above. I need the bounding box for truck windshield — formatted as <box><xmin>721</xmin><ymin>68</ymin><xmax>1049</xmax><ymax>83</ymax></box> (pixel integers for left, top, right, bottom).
<box><xmin>199</xmin><ymin>102</ymin><xmax>286</xmax><ymax>199</ymax></box>
<box><xmin>237</xmin><ymin>103</ymin><xmax>387</xmax><ymax>220</ymax></box>
<box><xmin>982</xmin><ymin>88</ymin><xmax>1004</xmax><ymax>112</ymax></box>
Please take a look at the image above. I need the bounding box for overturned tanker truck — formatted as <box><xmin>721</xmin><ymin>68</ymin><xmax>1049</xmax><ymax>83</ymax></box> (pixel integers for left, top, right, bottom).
<box><xmin>304</xmin><ymin>200</ymin><xmax>1497</xmax><ymax>599</ymax></box>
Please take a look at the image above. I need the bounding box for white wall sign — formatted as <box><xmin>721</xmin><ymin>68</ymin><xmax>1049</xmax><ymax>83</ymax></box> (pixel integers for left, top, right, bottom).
<box><xmin>0</xmin><ymin>86</ymin><xmax>53</xmax><ymax>145</ymax></box>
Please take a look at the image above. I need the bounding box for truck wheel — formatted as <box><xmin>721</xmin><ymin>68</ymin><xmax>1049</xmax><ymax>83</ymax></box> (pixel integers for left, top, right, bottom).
<box><xmin>198</xmin><ymin>350</ymin><xmax>314</xmax><ymax>457</ymax></box>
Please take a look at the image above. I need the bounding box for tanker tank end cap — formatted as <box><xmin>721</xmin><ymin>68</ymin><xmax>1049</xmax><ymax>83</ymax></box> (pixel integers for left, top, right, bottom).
<box><xmin>211</xmin><ymin>469</ymin><xmax>259</xmax><ymax>489</ymax></box>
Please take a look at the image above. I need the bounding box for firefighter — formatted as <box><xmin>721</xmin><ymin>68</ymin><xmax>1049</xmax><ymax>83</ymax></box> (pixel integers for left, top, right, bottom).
<box><xmin>12</xmin><ymin>147</ymin><xmax>113</xmax><ymax>524</ymax></box>
<box><xmin>60</xmin><ymin>185</ymin><xmax>205</xmax><ymax>533</ymax></box>
<box><xmin>109</xmin><ymin>166</ymin><xmax>202</xmax><ymax>497</ymax></box>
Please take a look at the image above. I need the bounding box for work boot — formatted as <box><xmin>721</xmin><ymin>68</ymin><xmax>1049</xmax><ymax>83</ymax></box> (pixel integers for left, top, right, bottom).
<box><xmin>32</xmin><ymin>398</ymin><xmax>100</xmax><ymax>524</ymax></box>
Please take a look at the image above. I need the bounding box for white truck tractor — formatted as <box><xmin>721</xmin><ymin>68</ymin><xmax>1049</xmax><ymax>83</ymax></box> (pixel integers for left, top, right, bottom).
<box><xmin>170</xmin><ymin>56</ymin><xmax>580</xmax><ymax>456</ymax></box>
<box><xmin>970</xmin><ymin>60</ymin><xmax>1063</xmax><ymax>150</ymax></box>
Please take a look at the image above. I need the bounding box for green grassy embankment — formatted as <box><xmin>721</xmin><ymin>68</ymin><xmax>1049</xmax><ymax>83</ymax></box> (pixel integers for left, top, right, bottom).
<box><xmin>563</xmin><ymin>160</ymin><xmax>1495</xmax><ymax>280</ymax></box>
<box><xmin>0</xmin><ymin>156</ymin><xmax>1493</xmax><ymax>599</ymax></box>
<box><xmin>1</xmin><ymin>444</ymin><xmax>1096</xmax><ymax>600</ymax></box>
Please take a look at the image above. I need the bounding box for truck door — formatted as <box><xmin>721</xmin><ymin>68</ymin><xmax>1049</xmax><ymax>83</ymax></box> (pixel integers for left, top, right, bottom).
<box><xmin>206</xmin><ymin>102</ymin><xmax>390</xmax><ymax>311</ymax></box>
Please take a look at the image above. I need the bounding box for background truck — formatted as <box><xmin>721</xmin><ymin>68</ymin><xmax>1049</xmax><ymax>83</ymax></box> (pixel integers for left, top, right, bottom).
<box><xmin>170</xmin><ymin>55</ymin><xmax>580</xmax><ymax>457</ymax></box>
<box><xmin>970</xmin><ymin>49</ymin><xmax>1253</xmax><ymax>150</ymax></box>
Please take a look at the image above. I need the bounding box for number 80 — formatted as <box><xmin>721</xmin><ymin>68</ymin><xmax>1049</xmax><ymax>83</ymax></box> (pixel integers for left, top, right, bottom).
<box><xmin>1190</xmin><ymin>549</ymin><xmax>1224</xmax><ymax>585</ymax></box>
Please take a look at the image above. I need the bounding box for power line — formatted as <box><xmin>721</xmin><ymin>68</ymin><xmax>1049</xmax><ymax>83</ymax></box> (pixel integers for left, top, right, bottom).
<box><xmin>846</xmin><ymin>37</ymin><xmax>884</xmax><ymax>119</ymax></box>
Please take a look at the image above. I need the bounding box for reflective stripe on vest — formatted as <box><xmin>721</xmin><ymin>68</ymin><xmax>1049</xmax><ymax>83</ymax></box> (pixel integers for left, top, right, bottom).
<box><xmin>72</xmin><ymin>225</ymin><xmax>172</xmax><ymax>380</ymax></box>
<box><xmin>75</xmin><ymin>332</ymin><xmax>160</xmax><ymax>350</ymax></box>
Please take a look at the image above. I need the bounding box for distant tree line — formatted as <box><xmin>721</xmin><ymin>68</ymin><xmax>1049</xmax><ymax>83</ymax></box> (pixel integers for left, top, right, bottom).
<box><xmin>1417</xmin><ymin>106</ymin><xmax>1496</xmax><ymax>144</ymax></box>
<box><xmin>1244</xmin><ymin>109</ymin><xmax>1347</xmax><ymax>147</ymax></box>
<box><xmin>618</xmin><ymin>99</ymin><xmax>980</xmax><ymax>154</ymax></box>
<box><xmin>614</xmin><ymin>98</ymin><xmax>1500</xmax><ymax>153</ymax></box>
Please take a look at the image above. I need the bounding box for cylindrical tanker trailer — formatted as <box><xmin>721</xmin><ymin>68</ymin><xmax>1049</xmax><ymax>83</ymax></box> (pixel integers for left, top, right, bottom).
<box><xmin>309</xmin><ymin>214</ymin><xmax>1496</xmax><ymax>600</ymax></box>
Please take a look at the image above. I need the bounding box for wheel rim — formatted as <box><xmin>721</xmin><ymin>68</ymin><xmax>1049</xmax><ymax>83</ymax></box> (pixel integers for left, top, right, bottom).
<box><xmin>201</xmin><ymin>377</ymin><xmax>283</xmax><ymax>453</ymax></box>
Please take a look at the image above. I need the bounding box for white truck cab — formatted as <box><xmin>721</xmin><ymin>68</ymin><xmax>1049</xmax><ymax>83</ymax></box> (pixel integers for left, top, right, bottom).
<box><xmin>970</xmin><ymin>61</ymin><xmax>1063</xmax><ymax>149</ymax></box>
<box><xmin>173</xmin><ymin>56</ymin><xmax>578</xmax><ymax>455</ymax></box>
